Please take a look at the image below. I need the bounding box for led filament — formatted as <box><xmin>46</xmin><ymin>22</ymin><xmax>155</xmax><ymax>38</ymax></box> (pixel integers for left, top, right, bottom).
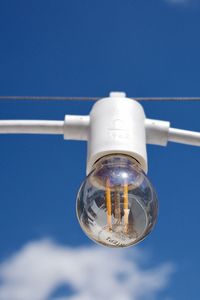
<box><xmin>76</xmin><ymin>155</ymin><xmax>158</xmax><ymax>248</ymax></box>
<box><xmin>105</xmin><ymin>179</ymin><xmax>129</xmax><ymax>235</ymax></box>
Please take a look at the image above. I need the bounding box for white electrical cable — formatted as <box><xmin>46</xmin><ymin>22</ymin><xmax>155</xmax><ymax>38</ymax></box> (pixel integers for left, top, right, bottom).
<box><xmin>0</xmin><ymin>117</ymin><xmax>90</xmax><ymax>139</ymax></box>
<box><xmin>0</xmin><ymin>120</ymin><xmax>64</xmax><ymax>135</ymax></box>
<box><xmin>0</xmin><ymin>119</ymin><xmax>200</xmax><ymax>148</ymax></box>
<box><xmin>145</xmin><ymin>119</ymin><xmax>200</xmax><ymax>147</ymax></box>
<box><xmin>168</xmin><ymin>128</ymin><xmax>200</xmax><ymax>146</ymax></box>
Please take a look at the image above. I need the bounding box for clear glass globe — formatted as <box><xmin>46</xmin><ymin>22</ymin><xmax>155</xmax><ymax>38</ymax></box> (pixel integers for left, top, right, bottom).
<box><xmin>76</xmin><ymin>154</ymin><xmax>158</xmax><ymax>248</ymax></box>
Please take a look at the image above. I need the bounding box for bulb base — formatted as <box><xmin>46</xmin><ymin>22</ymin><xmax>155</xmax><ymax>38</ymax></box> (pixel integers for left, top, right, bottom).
<box><xmin>86</xmin><ymin>92</ymin><xmax>147</xmax><ymax>174</ymax></box>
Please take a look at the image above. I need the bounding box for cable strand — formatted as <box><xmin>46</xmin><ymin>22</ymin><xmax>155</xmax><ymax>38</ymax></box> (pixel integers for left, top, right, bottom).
<box><xmin>0</xmin><ymin>96</ymin><xmax>200</xmax><ymax>101</ymax></box>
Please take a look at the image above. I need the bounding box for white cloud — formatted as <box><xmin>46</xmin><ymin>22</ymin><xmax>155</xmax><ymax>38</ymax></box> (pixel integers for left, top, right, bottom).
<box><xmin>0</xmin><ymin>239</ymin><xmax>174</xmax><ymax>300</ymax></box>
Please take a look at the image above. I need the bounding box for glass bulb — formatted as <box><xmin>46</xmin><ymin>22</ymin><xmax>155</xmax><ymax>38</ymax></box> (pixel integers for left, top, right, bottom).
<box><xmin>76</xmin><ymin>154</ymin><xmax>158</xmax><ymax>248</ymax></box>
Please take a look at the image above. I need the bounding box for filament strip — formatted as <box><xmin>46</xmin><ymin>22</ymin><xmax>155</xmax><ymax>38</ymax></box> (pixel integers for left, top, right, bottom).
<box><xmin>106</xmin><ymin>179</ymin><xmax>112</xmax><ymax>230</ymax></box>
<box><xmin>124</xmin><ymin>184</ymin><xmax>129</xmax><ymax>233</ymax></box>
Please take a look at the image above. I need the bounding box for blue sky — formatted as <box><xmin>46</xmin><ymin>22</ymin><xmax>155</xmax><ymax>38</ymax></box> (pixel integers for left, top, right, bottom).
<box><xmin>0</xmin><ymin>0</ymin><xmax>200</xmax><ymax>299</ymax></box>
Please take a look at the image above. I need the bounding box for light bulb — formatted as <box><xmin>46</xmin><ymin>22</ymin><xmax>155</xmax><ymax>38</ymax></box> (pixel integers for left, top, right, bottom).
<box><xmin>76</xmin><ymin>154</ymin><xmax>158</xmax><ymax>248</ymax></box>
